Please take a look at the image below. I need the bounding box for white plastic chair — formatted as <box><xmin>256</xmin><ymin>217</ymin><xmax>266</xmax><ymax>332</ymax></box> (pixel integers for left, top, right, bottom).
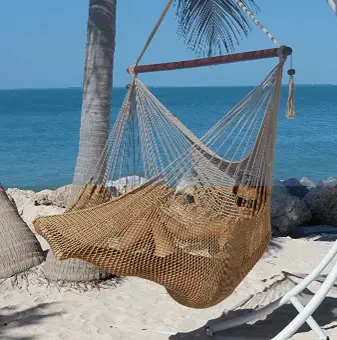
<box><xmin>205</xmin><ymin>240</ymin><xmax>337</xmax><ymax>339</ymax></box>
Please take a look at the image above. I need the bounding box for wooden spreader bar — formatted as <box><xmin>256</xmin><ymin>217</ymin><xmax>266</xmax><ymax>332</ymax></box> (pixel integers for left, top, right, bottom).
<box><xmin>128</xmin><ymin>46</ymin><xmax>292</xmax><ymax>75</ymax></box>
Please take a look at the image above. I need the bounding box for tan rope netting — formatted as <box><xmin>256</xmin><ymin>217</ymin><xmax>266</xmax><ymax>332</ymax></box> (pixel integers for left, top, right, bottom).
<box><xmin>35</xmin><ymin>59</ymin><xmax>285</xmax><ymax>308</ymax></box>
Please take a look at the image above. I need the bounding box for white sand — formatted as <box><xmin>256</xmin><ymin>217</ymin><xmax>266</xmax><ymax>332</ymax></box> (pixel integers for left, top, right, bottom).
<box><xmin>1</xmin><ymin>212</ymin><xmax>337</xmax><ymax>339</ymax></box>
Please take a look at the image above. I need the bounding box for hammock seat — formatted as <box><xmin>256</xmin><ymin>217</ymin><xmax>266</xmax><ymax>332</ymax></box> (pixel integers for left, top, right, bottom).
<box><xmin>35</xmin><ymin>59</ymin><xmax>285</xmax><ymax>309</ymax></box>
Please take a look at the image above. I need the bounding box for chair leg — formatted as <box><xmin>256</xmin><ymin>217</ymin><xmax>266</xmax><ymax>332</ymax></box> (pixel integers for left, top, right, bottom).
<box><xmin>205</xmin><ymin>298</ymin><xmax>283</xmax><ymax>336</ymax></box>
<box><xmin>290</xmin><ymin>297</ymin><xmax>328</xmax><ymax>340</ymax></box>
<box><xmin>272</xmin><ymin>261</ymin><xmax>337</xmax><ymax>340</ymax></box>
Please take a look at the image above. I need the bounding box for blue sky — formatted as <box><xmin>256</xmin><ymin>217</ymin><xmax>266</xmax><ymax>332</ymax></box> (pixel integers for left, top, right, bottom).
<box><xmin>0</xmin><ymin>0</ymin><xmax>336</xmax><ymax>89</ymax></box>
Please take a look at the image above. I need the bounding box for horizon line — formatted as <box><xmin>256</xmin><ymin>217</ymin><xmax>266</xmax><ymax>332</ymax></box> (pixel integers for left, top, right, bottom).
<box><xmin>0</xmin><ymin>83</ymin><xmax>336</xmax><ymax>91</ymax></box>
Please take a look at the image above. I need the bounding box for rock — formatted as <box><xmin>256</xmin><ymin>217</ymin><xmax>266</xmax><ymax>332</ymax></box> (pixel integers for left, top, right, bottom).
<box><xmin>271</xmin><ymin>193</ymin><xmax>312</xmax><ymax>236</ymax></box>
<box><xmin>110</xmin><ymin>175</ymin><xmax>148</xmax><ymax>187</ymax></box>
<box><xmin>35</xmin><ymin>185</ymin><xmax>71</xmax><ymax>208</ymax></box>
<box><xmin>35</xmin><ymin>189</ymin><xmax>54</xmax><ymax>206</ymax></box>
<box><xmin>303</xmin><ymin>183</ymin><xmax>337</xmax><ymax>225</ymax></box>
<box><xmin>52</xmin><ymin>185</ymin><xmax>71</xmax><ymax>207</ymax></box>
<box><xmin>271</xmin><ymin>179</ymin><xmax>288</xmax><ymax>196</ymax></box>
<box><xmin>175</xmin><ymin>171</ymin><xmax>200</xmax><ymax>197</ymax></box>
<box><xmin>300</xmin><ymin>177</ymin><xmax>316</xmax><ymax>190</ymax></box>
<box><xmin>107</xmin><ymin>176</ymin><xmax>148</xmax><ymax>195</ymax></box>
<box><xmin>22</xmin><ymin>204</ymin><xmax>65</xmax><ymax>230</ymax></box>
<box><xmin>281</xmin><ymin>178</ymin><xmax>309</xmax><ymax>199</ymax></box>
<box><xmin>7</xmin><ymin>185</ymin><xmax>71</xmax><ymax>212</ymax></box>
<box><xmin>318</xmin><ymin>176</ymin><xmax>337</xmax><ymax>188</ymax></box>
<box><xmin>174</xmin><ymin>171</ymin><xmax>202</xmax><ymax>204</ymax></box>
<box><xmin>21</xmin><ymin>204</ymin><xmax>65</xmax><ymax>251</ymax></box>
<box><xmin>6</xmin><ymin>188</ymin><xmax>37</xmax><ymax>215</ymax></box>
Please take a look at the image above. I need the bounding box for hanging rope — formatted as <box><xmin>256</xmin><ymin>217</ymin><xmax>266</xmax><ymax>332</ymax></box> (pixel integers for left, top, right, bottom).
<box><xmin>132</xmin><ymin>0</ymin><xmax>283</xmax><ymax>73</ymax></box>
<box><xmin>134</xmin><ymin>0</ymin><xmax>174</xmax><ymax>68</ymax></box>
<box><xmin>130</xmin><ymin>0</ymin><xmax>294</xmax><ymax>122</ymax></box>
<box><xmin>233</xmin><ymin>1</ymin><xmax>295</xmax><ymax>119</ymax></box>
<box><xmin>235</xmin><ymin>1</ymin><xmax>281</xmax><ymax>47</ymax></box>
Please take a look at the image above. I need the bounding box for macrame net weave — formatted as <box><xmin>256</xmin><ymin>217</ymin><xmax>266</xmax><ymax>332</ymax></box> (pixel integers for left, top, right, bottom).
<box><xmin>35</xmin><ymin>59</ymin><xmax>285</xmax><ymax>309</ymax></box>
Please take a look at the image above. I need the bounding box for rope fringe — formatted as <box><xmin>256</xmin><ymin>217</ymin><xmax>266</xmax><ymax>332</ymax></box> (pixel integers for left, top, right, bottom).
<box><xmin>285</xmin><ymin>70</ymin><xmax>295</xmax><ymax>120</ymax></box>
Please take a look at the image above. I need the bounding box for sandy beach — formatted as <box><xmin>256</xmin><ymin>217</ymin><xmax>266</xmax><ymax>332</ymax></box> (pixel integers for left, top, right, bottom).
<box><xmin>1</xmin><ymin>205</ymin><xmax>336</xmax><ymax>340</ymax></box>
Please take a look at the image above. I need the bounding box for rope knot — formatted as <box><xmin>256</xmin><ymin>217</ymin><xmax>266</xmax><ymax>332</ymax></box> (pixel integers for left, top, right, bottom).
<box><xmin>287</xmin><ymin>69</ymin><xmax>296</xmax><ymax>76</ymax></box>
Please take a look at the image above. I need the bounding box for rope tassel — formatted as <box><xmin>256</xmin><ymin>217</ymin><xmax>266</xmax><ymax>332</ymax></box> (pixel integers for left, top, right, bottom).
<box><xmin>285</xmin><ymin>69</ymin><xmax>296</xmax><ymax>120</ymax></box>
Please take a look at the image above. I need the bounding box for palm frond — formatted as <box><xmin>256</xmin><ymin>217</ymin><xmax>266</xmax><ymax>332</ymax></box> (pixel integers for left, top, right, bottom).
<box><xmin>174</xmin><ymin>0</ymin><xmax>259</xmax><ymax>57</ymax></box>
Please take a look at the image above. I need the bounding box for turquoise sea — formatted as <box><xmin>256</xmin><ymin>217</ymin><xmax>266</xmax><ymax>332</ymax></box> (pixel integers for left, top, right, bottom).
<box><xmin>1</xmin><ymin>85</ymin><xmax>337</xmax><ymax>190</ymax></box>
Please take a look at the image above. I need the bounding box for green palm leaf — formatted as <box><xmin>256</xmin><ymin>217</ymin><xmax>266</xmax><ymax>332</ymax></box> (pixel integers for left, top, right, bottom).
<box><xmin>174</xmin><ymin>0</ymin><xmax>259</xmax><ymax>57</ymax></box>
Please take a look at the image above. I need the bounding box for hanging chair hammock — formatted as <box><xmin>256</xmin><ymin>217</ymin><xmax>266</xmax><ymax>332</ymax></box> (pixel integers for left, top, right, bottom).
<box><xmin>34</xmin><ymin>1</ymin><xmax>295</xmax><ymax>309</ymax></box>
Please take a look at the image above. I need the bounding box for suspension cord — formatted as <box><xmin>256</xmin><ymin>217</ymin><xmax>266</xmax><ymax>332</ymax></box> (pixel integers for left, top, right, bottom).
<box><xmin>132</xmin><ymin>0</ymin><xmax>281</xmax><ymax>73</ymax></box>
<box><xmin>134</xmin><ymin>0</ymin><xmax>174</xmax><ymax>67</ymax></box>
<box><xmin>235</xmin><ymin>1</ymin><xmax>281</xmax><ymax>47</ymax></box>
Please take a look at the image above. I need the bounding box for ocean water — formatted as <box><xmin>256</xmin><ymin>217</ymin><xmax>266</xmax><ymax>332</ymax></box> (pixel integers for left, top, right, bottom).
<box><xmin>1</xmin><ymin>85</ymin><xmax>337</xmax><ymax>190</ymax></box>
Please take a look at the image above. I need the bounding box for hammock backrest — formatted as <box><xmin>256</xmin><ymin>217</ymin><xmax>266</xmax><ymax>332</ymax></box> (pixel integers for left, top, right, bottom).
<box><xmin>84</xmin><ymin>60</ymin><xmax>283</xmax><ymax>196</ymax></box>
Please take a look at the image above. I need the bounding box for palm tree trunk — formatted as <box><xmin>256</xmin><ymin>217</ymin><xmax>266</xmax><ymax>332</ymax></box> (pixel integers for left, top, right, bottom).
<box><xmin>43</xmin><ymin>0</ymin><xmax>117</xmax><ymax>282</ymax></box>
<box><xmin>0</xmin><ymin>184</ymin><xmax>45</xmax><ymax>279</ymax></box>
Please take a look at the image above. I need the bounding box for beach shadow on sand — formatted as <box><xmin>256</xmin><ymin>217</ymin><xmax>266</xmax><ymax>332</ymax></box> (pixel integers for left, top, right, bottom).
<box><xmin>0</xmin><ymin>302</ymin><xmax>64</xmax><ymax>340</ymax></box>
<box><xmin>170</xmin><ymin>272</ymin><xmax>337</xmax><ymax>340</ymax></box>
<box><xmin>290</xmin><ymin>226</ymin><xmax>337</xmax><ymax>242</ymax></box>
<box><xmin>312</xmin><ymin>234</ymin><xmax>337</xmax><ymax>242</ymax></box>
